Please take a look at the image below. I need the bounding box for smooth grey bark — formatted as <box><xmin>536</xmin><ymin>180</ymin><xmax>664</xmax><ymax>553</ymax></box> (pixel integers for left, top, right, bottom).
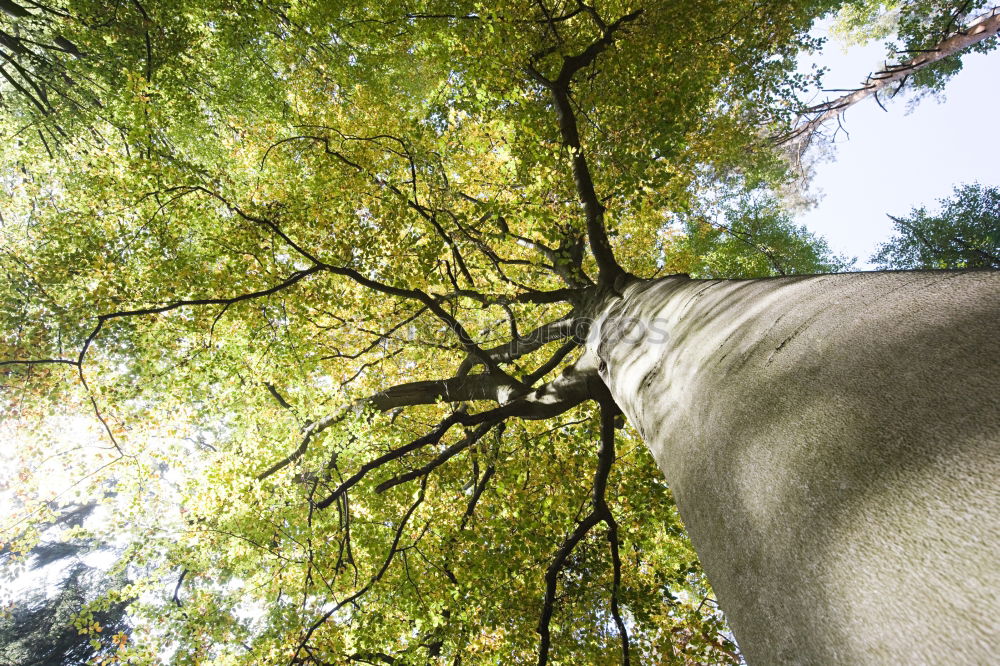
<box><xmin>590</xmin><ymin>270</ymin><xmax>1000</xmax><ymax>664</ymax></box>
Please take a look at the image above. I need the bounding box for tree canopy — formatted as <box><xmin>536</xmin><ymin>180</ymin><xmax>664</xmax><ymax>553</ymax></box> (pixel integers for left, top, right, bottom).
<box><xmin>1</xmin><ymin>1</ymin><xmax>995</xmax><ymax>664</ymax></box>
<box><xmin>872</xmin><ymin>183</ymin><xmax>1000</xmax><ymax>269</ymax></box>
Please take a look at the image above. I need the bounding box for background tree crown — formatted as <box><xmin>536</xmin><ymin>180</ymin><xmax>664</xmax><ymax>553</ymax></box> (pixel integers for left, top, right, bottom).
<box><xmin>872</xmin><ymin>183</ymin><xmax>1000</xmax><ymax>269</ymax></box>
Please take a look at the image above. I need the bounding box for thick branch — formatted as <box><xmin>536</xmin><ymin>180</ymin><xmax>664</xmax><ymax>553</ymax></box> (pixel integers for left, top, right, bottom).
<box><xmin>305</xmin><ymin>356</ymin><xmax>597</xmax><ymax>505</ymax></box>
<box><xmin>370</xmin><ymin>374</ymin><xmax>523</xmax><ymax>411</ymax></box>
<box><xmin>782</xmin><ymin>7</ymin><xmax>1000</xmax><ymax>144</ymax></box>
<box><xmin>456</xmin><ymin>317</ymin><xmax>576</xmax><ymax>377</ymax></box>
<box><xmin>527</xmin><ymin>10</ymin><xmax>642</xmax><ymax>286</ymax></box>
<box><xmin>536</xmin><ymin>399</ymin><xmax>625</xmax><ymax>665</ymax></box>
<box><xmin>0</xmin><ymin>0</ymin><xmax>30</xmax><ymax>19</ymax></box>
<box><xmin>258</xmin><ymin>350</ymin><xmax>595</xmax><ymax>482</ymax></box>
<box><xmin>257</xmin><ymin>373</ymin><xmax>520</xmax><ymax>482</ymax></box>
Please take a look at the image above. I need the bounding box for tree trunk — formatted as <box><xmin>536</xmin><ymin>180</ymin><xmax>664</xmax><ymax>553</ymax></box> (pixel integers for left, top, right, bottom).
<box><xmin>591</xmin><ymin>270</ymin><xmax>1000</xmax><ymax>664</ymax></box>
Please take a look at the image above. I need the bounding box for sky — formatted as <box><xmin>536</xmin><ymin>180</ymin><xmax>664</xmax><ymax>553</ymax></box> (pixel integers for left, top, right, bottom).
<box><xmin>794</xmin><ymin>29</ymin><xmax>999</xmax><ymax>269</ymax></box>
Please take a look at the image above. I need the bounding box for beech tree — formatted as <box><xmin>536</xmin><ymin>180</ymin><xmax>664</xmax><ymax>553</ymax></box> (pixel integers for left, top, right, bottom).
<box><xmin>1</xmin><ymin>1</ymin><xmax>998</xmax><ymax>664</ymax></box>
